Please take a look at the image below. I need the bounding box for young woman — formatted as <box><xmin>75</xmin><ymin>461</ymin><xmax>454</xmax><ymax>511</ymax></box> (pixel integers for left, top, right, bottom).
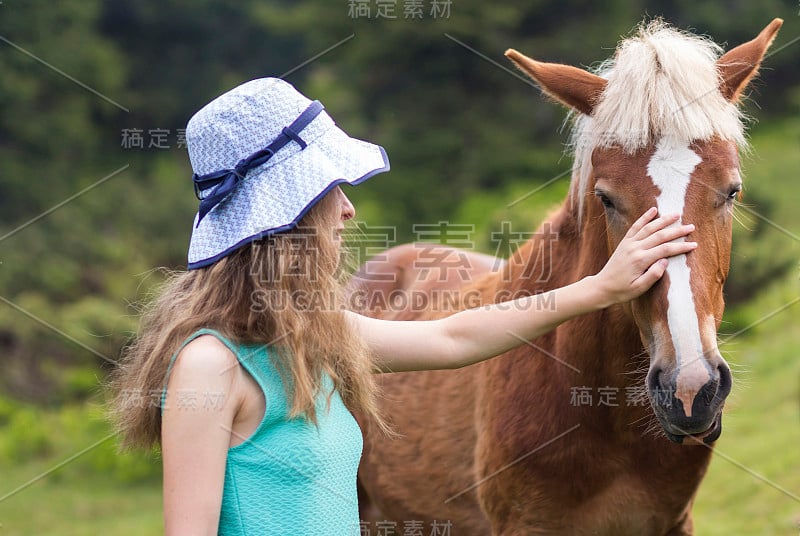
<box><xmin>110</xmin><ymin>78</ymin><xmax>696</xmax><ymax>535</ymax></box>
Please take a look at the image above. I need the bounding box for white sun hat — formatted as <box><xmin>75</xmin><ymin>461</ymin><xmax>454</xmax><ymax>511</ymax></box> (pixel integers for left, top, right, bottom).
<box><xmin>185</xmin><ymin>78</ymin><xmax>390</xmax><ymax>269</ymax></box>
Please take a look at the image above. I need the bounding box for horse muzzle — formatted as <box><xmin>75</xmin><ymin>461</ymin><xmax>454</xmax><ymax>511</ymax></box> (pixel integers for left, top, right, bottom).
<box><xmin>646</xmin><ymin>360</ymin><xmax>732</xmax><ymax>445</ymax></box>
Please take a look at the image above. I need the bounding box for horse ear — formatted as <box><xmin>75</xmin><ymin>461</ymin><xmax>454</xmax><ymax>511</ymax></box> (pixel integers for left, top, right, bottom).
<box><xmin>717</xmin><ymin>18</ymin><xmax>783</xmax><ymax>102</ymax></box>
<box><xmin>505</xmin><ymin>49</ymin><xmax>607</xmax><ymax>115</ymax></box>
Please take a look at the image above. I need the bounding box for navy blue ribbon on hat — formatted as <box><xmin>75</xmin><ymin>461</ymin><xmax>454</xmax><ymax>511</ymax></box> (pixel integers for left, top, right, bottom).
<box><xmin>192</xmin><ymin>100</ymin><xmax>325</xmax><ymax>226</ymax></box>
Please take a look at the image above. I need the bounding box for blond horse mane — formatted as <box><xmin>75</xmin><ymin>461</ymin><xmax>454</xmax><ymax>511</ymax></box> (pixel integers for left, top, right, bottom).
<box><xmin>569</xmin><ymin>20</ymin><xmax>748</xmax><ymax>214</ymax></box>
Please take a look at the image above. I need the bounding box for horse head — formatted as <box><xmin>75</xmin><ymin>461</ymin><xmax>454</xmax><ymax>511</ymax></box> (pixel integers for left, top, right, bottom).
<box><xmin>506</xmin><ymin>19</ymin><xmax>782</xmax><ymax>444</ymax></box>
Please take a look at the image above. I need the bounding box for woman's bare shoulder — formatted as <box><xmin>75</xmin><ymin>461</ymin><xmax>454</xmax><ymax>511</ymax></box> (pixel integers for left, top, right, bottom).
<box><xmin>168</xmin><ymin>334</ymin><xmax>241</xmax><ymax>394</ymax></box>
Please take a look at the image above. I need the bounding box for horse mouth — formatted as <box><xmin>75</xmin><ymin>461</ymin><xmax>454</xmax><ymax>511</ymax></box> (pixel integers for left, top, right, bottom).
<box><xmin>663</xmin><ymin>413</ymin><xmax>722</xmax><ymax>445</ymax></box>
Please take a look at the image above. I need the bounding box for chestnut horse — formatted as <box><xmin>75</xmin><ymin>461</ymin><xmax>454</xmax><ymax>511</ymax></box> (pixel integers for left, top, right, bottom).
<box><xmin>351</xmin><ymin>20</ymin><xmax>783</xmax><ymax>535</ymax></box>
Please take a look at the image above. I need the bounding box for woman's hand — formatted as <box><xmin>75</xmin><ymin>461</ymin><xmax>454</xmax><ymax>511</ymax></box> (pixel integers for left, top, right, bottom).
<box><xmin>592</xmin><ymin>207</ymin><xmax>696</xmax><ymax>308</ymax></box>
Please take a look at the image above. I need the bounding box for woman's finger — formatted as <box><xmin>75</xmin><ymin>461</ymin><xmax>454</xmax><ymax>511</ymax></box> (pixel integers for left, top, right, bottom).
<box><xmin>632</xmin><ymin>258</ymin><xmax>670</xmax><ymax>294</ymax></box>
<box><xmin>626</xmin><ymin>207</ymin><xmax>658</xmax><ymax>238</ymax></box>
<box><xmin>642</xmin><ymin>241</ymin><xmax>698</xmax><ymax>265</ymax></box>
<box><xmin>633</xmin><ymin>213</ymin><xmax>681</xmax><ymax>241</ymax></box>
<box><xmin>640</xmin><ymin>223</ymin><xmax>695</xmax><ymax>250</ymax></box>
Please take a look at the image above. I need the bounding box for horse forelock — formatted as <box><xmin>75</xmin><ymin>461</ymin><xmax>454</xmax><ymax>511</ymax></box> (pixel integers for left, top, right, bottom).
<box><xmin>567</xmin><ymin>20</ymin><xmax>748</xmax><ymax>219</ymax></box>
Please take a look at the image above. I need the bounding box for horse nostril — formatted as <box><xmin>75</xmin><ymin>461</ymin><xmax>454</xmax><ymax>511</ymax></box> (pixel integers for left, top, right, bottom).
<box><xmin>716</xmin><ymin>363</ymin><xmax>732</xmax><ymax>400</ymax></box>
<box><xmin>695</xmin><ymin>363</ymin><xmax>732</xmax><ymax>407</ymax></box>
<box><xmin>697</xmin><ymin>378</ymin><xmax>718</xmax><ymax>405</ymax></box>
<box><xmin>647</xmin><ymin>367</ymin><xmax>663</xmax><ymax>394</ymax></box>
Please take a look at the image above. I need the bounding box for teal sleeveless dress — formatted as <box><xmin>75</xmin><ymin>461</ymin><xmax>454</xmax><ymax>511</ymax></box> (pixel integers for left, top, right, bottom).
<box><xmin>161</xmin><ymin>328</ymin><xmax>364</xmax><ymax>535</ymax></box>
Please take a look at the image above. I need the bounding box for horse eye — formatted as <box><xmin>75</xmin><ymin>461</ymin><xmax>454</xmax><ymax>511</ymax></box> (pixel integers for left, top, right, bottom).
<box><xmin>595</xmin><ymin>190</ymin><xmax>615</xmax><ymax>210</ymax></box>
<box><xmin>727</xmin><ymin>185</ymin><xmax>742</xmax><ymax>202</ymax></box>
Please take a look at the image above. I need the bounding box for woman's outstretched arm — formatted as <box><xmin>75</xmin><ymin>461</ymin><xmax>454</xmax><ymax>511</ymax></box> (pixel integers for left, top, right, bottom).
<box><xmin>349</xmin><ymin>209</ymin><xmax>696</xmax><ymax>373</ymax></box>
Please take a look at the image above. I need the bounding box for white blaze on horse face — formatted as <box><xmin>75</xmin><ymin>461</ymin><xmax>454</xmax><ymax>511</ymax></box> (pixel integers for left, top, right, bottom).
<box><xmin>646</xmin><ymin>137</ymin><xmax>711</xmax><ymax>418</ymax></box>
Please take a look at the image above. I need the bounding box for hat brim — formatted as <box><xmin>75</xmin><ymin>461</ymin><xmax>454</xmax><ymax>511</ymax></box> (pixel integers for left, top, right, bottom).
<box><xmin>187</xmin><ymin>126</ymin><xmax>390</xmax><ymax>269</ymax></box>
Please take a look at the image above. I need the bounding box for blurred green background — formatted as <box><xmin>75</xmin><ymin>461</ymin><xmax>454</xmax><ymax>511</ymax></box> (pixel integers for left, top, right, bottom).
<box><xmin>0</xmin><ymin>1</ymin><xmax>798</xmax><ymax>534</ymax></box>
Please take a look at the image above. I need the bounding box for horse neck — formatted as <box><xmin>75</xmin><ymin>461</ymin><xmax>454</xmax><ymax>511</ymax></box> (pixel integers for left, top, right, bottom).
<box><xmin>496</xmin><ymin>197</ymin><xmax>648</xmax><ymax>389</ymax></box>
<box><xmin>498</xmin><ymin>200</ymin><xmax>604</xmax><ymax>293</ymax></box>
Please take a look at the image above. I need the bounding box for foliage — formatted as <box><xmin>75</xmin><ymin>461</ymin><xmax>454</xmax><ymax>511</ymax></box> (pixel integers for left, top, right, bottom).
<box><xmin>0</xmin><ymin>395</ymin><xmax>160</xmax><ymax>481</ymax></box>
<box><xmin>1</xmin><ymin>0</ymin><xmax>797</xmax><ymax>401</ymax></box>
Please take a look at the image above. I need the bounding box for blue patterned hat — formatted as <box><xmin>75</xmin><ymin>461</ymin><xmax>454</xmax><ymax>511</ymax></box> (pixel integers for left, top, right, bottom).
<box><xmin>185</xmin><ymin>78</ymin><xmax>390</xmax><ymax>269</ymax></box>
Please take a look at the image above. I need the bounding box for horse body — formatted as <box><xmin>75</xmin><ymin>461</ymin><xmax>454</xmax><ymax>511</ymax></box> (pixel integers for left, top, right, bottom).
<box><xmin>356</xmin><ymin>206</ymin><xmax>710</xmax><ymax>534</ymax></box>
<box><xmin>353</xmin><ymin>19</ymin><xmax>782</xmax><ymax>535</ymax></box>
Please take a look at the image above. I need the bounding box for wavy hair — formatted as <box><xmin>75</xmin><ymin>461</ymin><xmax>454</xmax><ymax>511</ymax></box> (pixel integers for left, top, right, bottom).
<box><xmin>109</xmin><ymin>189</ymin><xmax>388</xmax><ymax>450</ymax></box>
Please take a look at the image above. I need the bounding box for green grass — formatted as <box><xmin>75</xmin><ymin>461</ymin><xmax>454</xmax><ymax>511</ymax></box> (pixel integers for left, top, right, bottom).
<box><xmin>0</xmin><ymin>461</ymin><xmax>162</xmax><ymax>535</ymax></box>
<box><xmin>0</xmin><ymin>403</ymin><xmax>163</xmax><ymax>534</ymax></box>
<box><xmin>693</xmin><ymin>271</ymin><xmax>800</xmax><ymax>535</ymax></box>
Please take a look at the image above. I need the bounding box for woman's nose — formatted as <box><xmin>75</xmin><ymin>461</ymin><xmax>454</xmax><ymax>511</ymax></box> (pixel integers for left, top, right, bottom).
<box><xmin>341</xmin><ymin>191</ymin><xmax>355</xmax><ymax>221</ymax></box>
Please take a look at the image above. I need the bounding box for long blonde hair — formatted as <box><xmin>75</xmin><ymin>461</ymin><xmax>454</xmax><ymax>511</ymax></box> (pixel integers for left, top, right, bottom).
<box><xmin>109</xmin><ymin>189</ymin><xmax>387</xmax><ymax>450</ymax></box>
